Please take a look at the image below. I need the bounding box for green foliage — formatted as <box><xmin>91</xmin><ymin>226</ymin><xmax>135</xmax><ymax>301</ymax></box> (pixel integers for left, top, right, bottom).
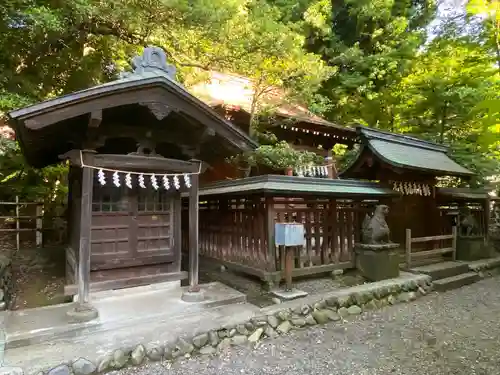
<box><xmin>0</xmin><ymin>0</ymin><xmax>333</xmax><ymax>203</ymax></box>
<box><xmin>303</xmin><ymin>0</ymin><xmax>499</xmax><ymax>187</ymax></box>
<box><xmin>0</xmin><ymin>0</ymin><xmax>498</xmax><ymax>206</ymax></box>
<box><xmin>0</xmin><ymin>137</ymin><xmax>68</xmax><ymax>213</ymax></box>
<box><xmin>228</xmin><ymin>141</ymin><xmax>323</xmax><ymax>170</ymax></box>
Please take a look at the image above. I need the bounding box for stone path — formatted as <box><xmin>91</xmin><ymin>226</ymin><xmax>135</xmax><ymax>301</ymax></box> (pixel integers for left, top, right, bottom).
<box><xmin>114</xmin><ymin>276</ymin><xmax>500</xmax><ymax>375</ymax></box>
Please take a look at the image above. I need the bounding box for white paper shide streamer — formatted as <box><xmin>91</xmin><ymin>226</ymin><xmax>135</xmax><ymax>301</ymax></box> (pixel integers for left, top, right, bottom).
<box><xmin>112</xmin><ymin>171</ymin><xmax>120</xmax><ymax>187</ymax></box>
<box><xmin>151</xmin><ymin>174</ymin><xmax>159</xmax><ymax>190</ymax></box>
<box><xmin>86</xmin><ymin>148</ymin><xmax>199</xmax><ymax>191</ymax></box>
<box><xmin>183</xmin><ymin>174</ymin><xmax>191</xmax><ymax>188</ymax></box>
<box><xmin>96</xmin><ymin>170</ymin><xmax>195</xmax><ymax>190</ymax></box>
<box><xmin>125</xmin><ymin>173</ymin><xmax>132</xmax><ymax>189</ymax></box>
<box><xmin>138</xmin><ymin>174</ymin><xmax>146</xmax><ymax>188</ymax></box>
<box><xmin>391</xmin><ymin>180</ymin><xmax>432</xmax><ymax>196</ymax></box>
<box><xmin>173</xmin><ymin>175</ymin><xmax>180</xmax><ymax>190</ymax></box>
<box><xmin>98</xmin><ymin>169</ymin><xmax>106</xmax><ymax>185</ymax></box>
<box><xmin>163</xmin><ymin>175</ymin><xmax>170</xmax><ymax>190</ymax></box>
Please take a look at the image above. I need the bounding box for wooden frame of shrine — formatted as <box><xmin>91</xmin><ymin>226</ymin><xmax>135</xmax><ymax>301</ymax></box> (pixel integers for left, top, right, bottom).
<box><xmin>7</xmin><ymin>47</ymin><xmax>257</xmax><ymax>319</ymax></box>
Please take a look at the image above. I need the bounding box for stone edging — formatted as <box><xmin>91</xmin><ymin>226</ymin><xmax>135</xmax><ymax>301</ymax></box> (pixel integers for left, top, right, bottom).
<box><xmin>34</xmin><ymin>275</ymin><xmax>433</xmax><ymax>375</ymax></box>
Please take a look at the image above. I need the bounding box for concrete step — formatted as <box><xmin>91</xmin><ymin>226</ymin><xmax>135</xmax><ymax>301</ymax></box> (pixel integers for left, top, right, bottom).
<box><xmin>409</xmin><ymin>261</ymin><xmax>469</xmax><ymax>280</ymax></box>
<box><xmin>5</xmin><ymin>282</ymin><xmax>248</xmax><ymax>350</ymax></box>
<box><xmin>433</xmin><ymin>272</ymin><xmax>480</xmax><ymax>292</ymax></box>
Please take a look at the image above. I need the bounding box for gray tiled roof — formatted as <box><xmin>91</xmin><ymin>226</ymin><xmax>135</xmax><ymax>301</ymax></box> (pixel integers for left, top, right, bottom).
<box><xmin>198</xmin><ymin>175</ymin><xmax>398</xmax><ymax>197</ymax></box>
<box><xmin>360</xmin><ymin>127</ymin><xmax>474</xmax><ymax>176</ymax></box>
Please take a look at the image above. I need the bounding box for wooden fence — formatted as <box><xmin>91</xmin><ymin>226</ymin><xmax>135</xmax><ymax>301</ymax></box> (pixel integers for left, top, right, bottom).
<box><xmin>405</xmin><ymin>226</ymin><xmax>457</xmax><ymax>269</ymax></box>
<box><xmin>193</xmin><ymin>196</ymin><xmax>373</xmax><ymax>284</ymax></box>
<box><xmin>0</xmin><ymin>197</ymin><xmax>65</xmax><ymax>251</ymax></box>
<box><xmin>439</xmin><ymin>203</ymin><xmax>487</xmax><ymax>237</ymax></box>
<box><xmin>0</xmin><ymin>197</ymin><xmax>43</xmax><ymax>251</ymax></box>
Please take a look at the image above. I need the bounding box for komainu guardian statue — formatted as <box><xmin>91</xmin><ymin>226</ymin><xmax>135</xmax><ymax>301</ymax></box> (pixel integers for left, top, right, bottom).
<box><xmin>459</xmin><ymin>206</ymin><xmax>479</xmax><ymax>237</ymax></box>
<box><xmin>361</xmin><ymin>205</ymin><xmax>391</xmax><ymax>245</ymax></box>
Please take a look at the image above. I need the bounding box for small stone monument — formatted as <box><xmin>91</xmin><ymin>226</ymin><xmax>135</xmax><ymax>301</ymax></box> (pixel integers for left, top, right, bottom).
<box><xmin>355</xmin><ymin>205</ymin><xmax>400</xmax><ymax>281</ymax></box>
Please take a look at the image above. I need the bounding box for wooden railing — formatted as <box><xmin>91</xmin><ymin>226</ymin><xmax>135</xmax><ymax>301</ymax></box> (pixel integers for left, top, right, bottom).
<box><xmin>0</xmin><ymin>197</ymin><xmax>66</xmax><ymax>251</ymax></box>
<box><xmin>193</xmin><ymin>196</ymin><xmax>372</xmax><ymax>284</ymax></box>
<box><xmin>0</xmin><ymin>197</ymin><xmax>43</xmax><ymax>251</ymax></box>
<box><xmin>405</xmin><ymin>226</ymin><xmax>457</xmax><ymax>268</ymax></box>
<box><xmin>439</xmin><ymin>204</ymin><xmax>487</xmax><ymax>238</ymax></box>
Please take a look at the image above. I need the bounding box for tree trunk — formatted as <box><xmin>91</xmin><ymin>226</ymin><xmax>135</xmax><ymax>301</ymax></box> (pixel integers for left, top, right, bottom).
<box><xmin>439</xmin><ymin>101</ymin><xmax>448</xmax><ymax>144</ymax></box>
<box><xmin>494</xmin><ymin>19</ymin><xmax>500</xmax><ymax>73</ymax></box>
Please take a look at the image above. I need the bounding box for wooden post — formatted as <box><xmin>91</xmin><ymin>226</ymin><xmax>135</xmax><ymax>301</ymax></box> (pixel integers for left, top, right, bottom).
<box><xmin>173</xmin><ymin>193</ymin><xmax>182</xmax><ymax>273</ymax></box>
<box><xmin>266</xmin><ymin>197</ymin><xmax>276</xmax><ymax>271</ymax></box>
<box><xmin>451</xmin><ymin>225</ymin><xmax>457</xmax><ymax>261</ymax></box>
<box><xmin>188</xmin><ymin>172</ymin><xmax>199</xmax><ymax>291</ymax></box>
<box><xmin>67</xmin><ymin>151</ymin><xmax>98</xmax><ymax>321</ymax></box>
<box><xmin>36</xmin><ymin>203</ymin><xmax>43</xmax><ymax>248</ymax></box>
<box><xmin>78</xmin><ymin>164</ymin><xmax>93</xmax><ymax>306</ymax></box>
<box><xmin>405</xmin><ymin>228</ymin><xmax>412</xmax><ymax>269</ymax></box>
<box><xmin>182</xmin><ymin>164</ymin><xmax>204</xmax><ymax>302</ymax></box>
<box><xmin>15</xmin><ymin>196</ymin><xmax>20</xmax><ymax>251</ymax></box>
<box><xmin>284</xmin><ymin>246</ymin><xmax>293</xmax><ymax>291</ymax></box>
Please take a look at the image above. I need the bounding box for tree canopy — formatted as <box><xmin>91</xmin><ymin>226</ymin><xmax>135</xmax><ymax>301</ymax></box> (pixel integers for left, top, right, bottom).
<box><xmin>0</xmin><ymin>0</ymin><xmax>499</xmax><ymax>202</ymax></box>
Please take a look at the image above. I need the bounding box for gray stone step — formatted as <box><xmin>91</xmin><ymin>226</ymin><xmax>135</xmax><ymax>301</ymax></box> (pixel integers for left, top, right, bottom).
<box><xmin>409</xmin><ymin>261</ymin><xmax>469</xmax><ymax>280</ymax></box>
<box><xmin>433</xmin><ymin>272</ymin><xmax>480</xmax><ymax>292</ymax></box>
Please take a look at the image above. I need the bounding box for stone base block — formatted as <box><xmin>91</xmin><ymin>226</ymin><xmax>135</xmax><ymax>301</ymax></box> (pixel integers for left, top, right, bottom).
<box><xmin>355</xmin><ymin>243</ymin><xmax>400</xmax><ymax>282</ymax></box>
<box><xmin>271</xmin><ymin>288</ymin><xmax>308</xmax><ymax>301</ymax></box>
<box><xmin>181</xmin><ymin>290</ymin><xmax>205</xmax><ymax>302</ymax></box>
<box><xmin>456</xmin><ymin>236</ymin><xmax>491</xmax><ymax>261</ymax></box>
<box><xmin>66</xmin><ymin>304</ymin><xmax>99</xmax><ymax>322</ymax></box>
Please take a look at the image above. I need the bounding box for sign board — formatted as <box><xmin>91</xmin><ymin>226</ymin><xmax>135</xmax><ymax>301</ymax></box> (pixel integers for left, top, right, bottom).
<box><xmin>275</xmin><ymin>223</ymin><xmax>305</xmax><ymax>247</ymax></box>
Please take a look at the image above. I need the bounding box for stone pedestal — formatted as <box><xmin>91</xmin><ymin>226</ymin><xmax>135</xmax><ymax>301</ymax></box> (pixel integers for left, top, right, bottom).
<box><xmin>355</xmin><ymin>243</ymin><xmax>400</xmax><ymax>282</ymax></box>
<box><xmin>456</xmin><ymin>236</ymin><xmax>491</xmax><ymax>261</ymax></box>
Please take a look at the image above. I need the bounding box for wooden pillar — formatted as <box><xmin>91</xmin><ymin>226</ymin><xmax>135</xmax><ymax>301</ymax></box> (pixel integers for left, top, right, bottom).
<box><xmin>66</xmin><ymin>150</ymin><xmax>98</xmax><ymax>321</ymax></box>
<box><xmin>78</xmin><ymin>163</ymin><xmax>93</xmax><ymax>305</ymax></box>
<box><xmin>182</xmin><ymin>160</ymin><xmax>203</xmax><ymax>302</ymax></box>
<box><xmin>188</xmin><ymin>172</ymin><xmax>199</xmax><ymax>291</ymax></box>
<box><xmin>173</xmin><ymin>193</ymin><xmax>182</xmax><ymax>273</ymax></box>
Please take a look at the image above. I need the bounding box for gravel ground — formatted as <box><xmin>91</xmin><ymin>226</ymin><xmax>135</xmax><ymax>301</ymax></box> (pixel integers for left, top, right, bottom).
<box><xmin>114</xmin><ymin>276</ymin><xmax>500</xmax><ymax>375</ymax></box>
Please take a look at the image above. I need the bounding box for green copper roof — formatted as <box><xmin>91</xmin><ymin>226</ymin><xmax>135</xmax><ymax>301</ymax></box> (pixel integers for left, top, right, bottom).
<box><xmin>347</xmin><ymin>127</ymin><xmax>474</xmax><ymax>177</ymax></box>
<box><xmin>198</xmin><ymin>175</ymin><xmax>398</xmax><ymax>197</ymax></box>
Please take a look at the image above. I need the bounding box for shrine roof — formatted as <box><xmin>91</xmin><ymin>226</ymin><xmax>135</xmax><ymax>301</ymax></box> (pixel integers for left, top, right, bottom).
<box><xmin>341</xmin><ymin>126</ymin><xmax>474</xmax><ymax>178</ymax></box>
<box><xmin>8</xmin><ymin>47</ymin><xmax>258</xmax><ymax>168</ymax></box>
<box><xmin>190</xmin><ymin>71</ymin><xmax>357</xmax><ymax>141</ymax></box>
<box><xmin>437</xmin><ymin>187</ymin><xmax>491</xmax><ymax>200</ymax></box>
<box><xmin>197</xmin><ymin>175</ymin><xmax>398</xmax><ymax>197</ymax></box>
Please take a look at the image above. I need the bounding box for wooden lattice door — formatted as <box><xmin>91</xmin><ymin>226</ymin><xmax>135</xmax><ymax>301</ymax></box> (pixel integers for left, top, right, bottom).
<box><xmin>132</xmin><ymin>188</ymin><xmax>175</xmax><ymax>265</ymax></box>
<box><xmin>90</xmin><ymin>172</ymin><xmax>175</xmax><ymax>270</ymax></box>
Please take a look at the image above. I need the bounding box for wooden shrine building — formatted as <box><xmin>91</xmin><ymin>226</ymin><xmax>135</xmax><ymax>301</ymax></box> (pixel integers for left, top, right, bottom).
<box><xmin>7</xmin><ymin>47</ymin><xmax>257</xmax><ymax>318</ymax></box>
<box><xmin>339</xmin><ymin>126</ymin><xmax>488</xmax><ymax>259</ymax></box>
<box><xmin>190</xmin><ymin>71</ymin><xmax>359</xmax><ymax>180</ymax></box>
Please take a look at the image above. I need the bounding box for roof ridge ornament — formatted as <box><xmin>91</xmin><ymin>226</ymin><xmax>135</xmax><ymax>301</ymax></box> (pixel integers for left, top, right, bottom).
<box><xmin>120</xmin><ymin>46</ymin><xmax>177</xmax><ymax>80</ymax></box>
